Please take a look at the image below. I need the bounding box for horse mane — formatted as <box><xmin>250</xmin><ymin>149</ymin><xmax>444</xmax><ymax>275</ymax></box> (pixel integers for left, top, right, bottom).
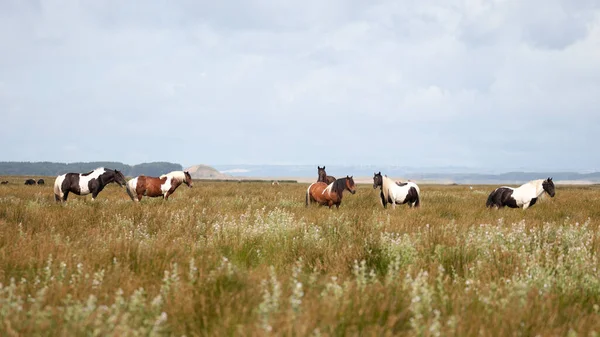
<box><xmin>82</xmin><ymin>167</ymin><xmax>103</xmax><ymax>176</ymax></box>
<box><xmin>161</xmin><ymin>171</ymin><xmax>186</xmax><ymax>183</ymax></box>
<box><xmin>331</xmin><ymin>177</ymin><xmax>347</xmax><ymax>197</ymax></box>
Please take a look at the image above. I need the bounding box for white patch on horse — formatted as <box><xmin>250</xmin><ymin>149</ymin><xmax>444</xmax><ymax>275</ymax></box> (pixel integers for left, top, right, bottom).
<box><xmin>322</xmin><ymin>182</ymin><xmax>334</xmax><ymax>195</ymax></box>
<box><xmin>160</xmin><ymin>176</ymin><xmax>173</xmax><ymax>195</ymax></box>
<box><xmin>78</xmin><ymin>168</ymin><xmax>106</xmax><ymax>195</ymax></box>
<box><xmin>127</xmin><ymin>177</ymin><xmax>139</xmax><ymax>201</ymax></box>
<box><xmin>54</xmin><ymin>174</ymin><xmax>66</xmax><ymax>199</ymax></box>
<box><xmin>159</xmin><ymin>171</ymin><xmax>185</xmax><ymax>195</ymax></box>
<box><xmin>505</xmin><ymin>179</ymin><xmax>546</xmax><ymax>209</ymax></box>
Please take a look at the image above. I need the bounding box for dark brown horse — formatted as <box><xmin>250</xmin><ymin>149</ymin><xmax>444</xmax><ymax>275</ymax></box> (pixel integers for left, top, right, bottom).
<box><xmin>306</xmin><ymin>176</ymin><xmax>356</xmax><ymax>209</ymax></box>
<box><xmin>126</xmin><ymin>171</ymin><xmax>192</xmax><ymax>201</ymax></box>
<box><xmin>317</xmin><ymin>166</ymin><xmax>336</xmax><ymax>184</ymax></box>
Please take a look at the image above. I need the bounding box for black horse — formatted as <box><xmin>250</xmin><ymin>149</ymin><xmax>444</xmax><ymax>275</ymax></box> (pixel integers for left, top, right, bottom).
<box><xmin>54</xmin><ymin>167</ymin><xmax>127</xmax><ymax>202</ymax></box>
<box><xmin>24</xmin><ymin>179</ymin><xmax>36</xmax><ymax>185</ymax></box>
<box><xmin>1</xmin><ymin>181</ymin><xmax>8</xmax><ymax>185</ymax></box>
<box><xmin>37</xmin><ymin>179</ymin><xmax>45</xmax><ymax>185</ymax></box>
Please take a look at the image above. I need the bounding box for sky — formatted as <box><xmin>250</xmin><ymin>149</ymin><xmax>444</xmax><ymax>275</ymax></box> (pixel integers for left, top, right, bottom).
<box><xmin>1</xmin><ymin>0</ymin><xmax>599</xmax><ymax>172</ymax></box>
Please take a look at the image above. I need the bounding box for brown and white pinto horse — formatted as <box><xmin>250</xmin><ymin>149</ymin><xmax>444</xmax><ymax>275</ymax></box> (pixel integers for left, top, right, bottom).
<box><xmin>126</xmin><ymin>171</ymin><xmax>193</xmax><ymax>201</ymax></box>
<box><xmin>306</xmin><ymin>176</ymin><xmax>356</xmax><ymax>209</ymax></box>
<box><xmin>317</xmin><ymin>166</ymin><xmax>336</xmax><ymax>184</ymax></box>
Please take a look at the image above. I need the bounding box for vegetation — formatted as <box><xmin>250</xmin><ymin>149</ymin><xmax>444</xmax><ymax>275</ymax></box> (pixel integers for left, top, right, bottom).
<box><xmin>0</xmin><ymin>161</ymin><xmax>182</xmax><ymax>177</ymax></box>
<box><xmin>1</xmin><ymin>176</ymin><xmax>599</xmax><ymax>336</ymax></box>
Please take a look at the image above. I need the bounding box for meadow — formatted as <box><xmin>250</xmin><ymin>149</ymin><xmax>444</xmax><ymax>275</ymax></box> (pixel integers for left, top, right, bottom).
<box><xmin>1</xmin><ymin>176</ymin><xmax>600</xmax><ymax>336</ymax></box>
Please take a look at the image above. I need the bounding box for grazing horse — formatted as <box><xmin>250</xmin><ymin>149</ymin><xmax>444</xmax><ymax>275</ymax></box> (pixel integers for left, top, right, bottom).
<box><xmin>126</xmin><ymin>171</ymin><xmax>193</xmax><ymax>201</ymax></box>
<box><xmin>1</xmin><ymin>181</ymin><xmax>8</xmax><ymax>185</ymax></box>
<box><xmin>306</xmin><ymin>175</ymin><xmax>356</xmax><ymax>209</ymax></box>
<box><xmin>317</xmin><ymin>166</ymin><xmax>336</xmax><ymax>184</ymax></box>
<box><xmin>486</xmin><ymin>177</ymin><xmax>555</xmax><ymax>209</ymax></box>
<box><xmin>373</xmin><ymin>172</ymin><xmax>420</xmax><ymax>208</ymax></box>
<box><xmin>37</xmin><ymin>179</ymin><xmax>45</xmax><ymax>185</ymax></box>
<box><xmin>24</xmin><ymin>179</ymin><xmax>36</xmax><ymax>185</ymax></box>
<box><xmin>54</xmin><ymin>167</ymin><xmax>127</xmax><ymax>202</ymax></box>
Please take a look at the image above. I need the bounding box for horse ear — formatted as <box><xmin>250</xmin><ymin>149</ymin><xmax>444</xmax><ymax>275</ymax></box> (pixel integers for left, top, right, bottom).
<box><xmin>378</xmin><ymin>171</ymin><xmax>381</xmax><ymax>175</ymax></box>
<box><xmin>323</xmin><ymin>166</ymin><xmax>325</xmax><ymax>169</ymax></box>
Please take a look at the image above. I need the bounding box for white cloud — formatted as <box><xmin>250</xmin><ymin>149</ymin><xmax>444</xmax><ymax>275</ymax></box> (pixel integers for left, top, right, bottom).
<box><xmin>0</xmin><ymin>0</ymin><xmax>599</xmax><ymax>171</ymax></box>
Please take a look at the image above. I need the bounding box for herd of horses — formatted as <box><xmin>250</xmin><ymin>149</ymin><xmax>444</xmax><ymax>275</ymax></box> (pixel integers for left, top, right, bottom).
<box><xmin>5</xmin><ymin>166</ymin><xmax>556</xmax><ymax>210</ymax></box>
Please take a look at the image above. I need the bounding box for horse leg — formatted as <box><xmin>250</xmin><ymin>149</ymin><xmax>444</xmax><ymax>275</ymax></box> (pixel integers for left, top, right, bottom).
<box><xmin>379</xmin><ymin>191</ymin><xmax>387</xmax><ymax>208</ymax></box>
<box><xmin>164</xmin><ymin>192</ymin><xmax>170</xmax><ymax>200</ymax></box>
<box><xmin>62</xmin><ymin>191</ymin><xmax>69</xmax><ymax>202</ymax></box>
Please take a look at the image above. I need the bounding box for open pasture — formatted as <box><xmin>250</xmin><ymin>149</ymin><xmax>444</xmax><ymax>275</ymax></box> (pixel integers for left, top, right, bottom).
<box><xmin>1</xmin><ymin>177</ymin><xmax>600</xmax><ymax>336</ymax></box>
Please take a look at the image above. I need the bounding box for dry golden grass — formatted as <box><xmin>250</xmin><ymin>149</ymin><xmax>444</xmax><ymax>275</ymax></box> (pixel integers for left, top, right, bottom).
<box><xmin>1</xmin><ymin>176</ymin><xmax>600</xmax><ymax>336</ymax></box>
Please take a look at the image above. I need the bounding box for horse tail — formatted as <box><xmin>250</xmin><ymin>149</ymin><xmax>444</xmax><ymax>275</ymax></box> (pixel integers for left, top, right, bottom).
<box><xmin>414</xmin><ymin>187</ymin><xmax>420</xmax><ymax>208</ymax></box>
<box><xmin>306</xmin><ymin>183</ymin><xmax>316</xmax><ymax>207</ymax></box>
<box><xmin>305</xmin><ymin>185</ymin><xmax>310</xmax><ymax>207</ymax></box>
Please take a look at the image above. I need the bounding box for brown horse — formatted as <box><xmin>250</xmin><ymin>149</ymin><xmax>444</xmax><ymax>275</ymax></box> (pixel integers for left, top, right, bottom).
<box><xmin>306</xmin><ymin>176</ymin><xmax>356</xmax><ymax>209</ymax></box>
<box><xmin>126</xmin><ymin>171</ymin><xmax>192</xmax><ymax>201</ymax></box>
<box><xmin>317</xmin><ymin>166</ymin><xmax>336</xmax><ymax>184</ymax></box>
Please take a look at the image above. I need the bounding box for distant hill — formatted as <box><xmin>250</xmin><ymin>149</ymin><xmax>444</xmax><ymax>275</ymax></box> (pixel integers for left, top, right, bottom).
<box><xmin>185</xmin><ymin>164</ymin><xmax>232</xmax><ymax>179</ymax></box>
<box><xmin>0</xmin><ymin>161</ymin><xmax>182</xmax><ymax>177</ymax></box>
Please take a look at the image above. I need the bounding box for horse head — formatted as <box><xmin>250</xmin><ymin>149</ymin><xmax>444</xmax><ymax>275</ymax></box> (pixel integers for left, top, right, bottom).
<box><xmin>373</xmin><ymin>172</ymin><xmax>382</xmax><ymax>189</ymax></box>
<box><xmin>184</xmin><ymin>171</ymin><xmax>193</xmax><ymax>188</ymax></box>
<box><xmin>317</xmin><ymin>166</ymin><xmax>327</xmax><ymax>182</ymax></box>
<box><xmin>345</xmin><ymin>175</ymin><xmax>356</xmax><ymax>194</ymax></box>
<box><xmin>543</xmin><ymin>177</ymin><xmax>555</xmax><ymax>197</ymax></box>
<box><xmin>113</xmin><ymin>170</ymin><xmax>127</xmax><ymax>187</ymax></box>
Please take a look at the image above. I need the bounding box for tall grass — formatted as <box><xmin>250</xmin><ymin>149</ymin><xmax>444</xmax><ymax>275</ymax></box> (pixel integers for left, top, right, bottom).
<box><xmin>1</xmin><ymin>177</ymin><xmax>599</xmax><ymax>336</ymax></box>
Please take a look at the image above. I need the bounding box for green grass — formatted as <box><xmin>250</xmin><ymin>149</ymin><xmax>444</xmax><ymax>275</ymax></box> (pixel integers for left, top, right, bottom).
<box><xmin>1</xmin><ymin>176</ymin><xmax>599</xmax><ymax>336</ymax></box>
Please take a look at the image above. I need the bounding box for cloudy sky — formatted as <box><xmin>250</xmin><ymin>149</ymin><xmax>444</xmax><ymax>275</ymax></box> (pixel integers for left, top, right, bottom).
<box><xmin>1</xmin><ymin>0</ymin><xmax>599</xmax><ymax>172</ymax></box>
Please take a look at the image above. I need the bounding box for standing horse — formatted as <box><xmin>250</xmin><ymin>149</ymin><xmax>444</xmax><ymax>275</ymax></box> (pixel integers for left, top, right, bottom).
<box><xmin>37</xmin><ymin>179</ymin><xmax>45</xmax><ymax>185</ymax></box>
<box><xmin>54</xmin><ymin>167</ymin><xmax>127</xmax><ymax>202</ymax></box>
<box><xmin>126</xmin><ymin>171</ymin><xmax>193</xmax><ymax>201</ymax></box>
<box><xmin>24</xmin><ymin>179</ymin><xmax>36</xmax><ymax>185</ymax></box>
<box><xmin>306</xmin><ymin>176</ymin><xmax>356</xmax><ymax>209</ymax></box>
<box><xmin>373</xmin><ymin>172</ymin><xmax>420</xmax><ymax>208</ymax></box>
<box><xmin>486</xmin><ymin>177</ymin><xmax>555</xmax><ymax>209</ymax></box>
<box><xmin>317</xmin><ymin>166</ymin><xmax>336</xmax><ymax>184</ymax></box>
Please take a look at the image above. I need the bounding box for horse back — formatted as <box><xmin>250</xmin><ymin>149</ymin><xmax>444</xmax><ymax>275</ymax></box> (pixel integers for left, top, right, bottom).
<box><xmin>309</xmin><ymin>182</ymin><xmax>332</xmax><ymax>204</ymax></box>
<box><xmin>137</xmin><ymin>175</ymin><xmax>168</xmax><ymax>197</ymax></box>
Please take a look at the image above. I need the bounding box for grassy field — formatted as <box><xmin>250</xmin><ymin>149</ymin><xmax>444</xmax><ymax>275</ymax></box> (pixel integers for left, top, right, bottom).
<box><xmin>1</xmin><ymin>176</ymin><xmax>600</xmax><ymax>336</ymax></box>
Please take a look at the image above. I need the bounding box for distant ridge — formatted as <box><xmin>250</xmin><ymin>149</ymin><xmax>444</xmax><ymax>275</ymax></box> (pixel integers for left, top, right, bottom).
<box><xmin>185</xmin><ymin>164</ymin><xmax>232</xmax><ymax>179</ymax></box>
<box><xmin>211</xmin><ymin>165</ymin><xmax>600</xmax><ymax>184</ymax></box>
<box><xmin>0</xmin><ymin>161</ymin><xmax>182</xmax><ymax>177</ymax></box>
